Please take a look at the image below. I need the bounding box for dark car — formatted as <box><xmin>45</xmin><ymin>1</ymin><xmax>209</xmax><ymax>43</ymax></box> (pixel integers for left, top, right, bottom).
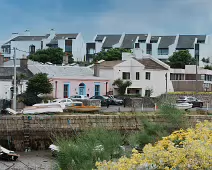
<box><xmin>90</xmin><ymin>96</ymin><xmax>111</xmax><ymax>106</ymax></box>
<box><xmin>104</xmin><ymin>95</ymin><xmax>123</xmax><ymax>105</ymax></box>
<box><xmin>178</xmin><ymin>96</ymin><xmax>203</xmax><ymax>108</ymax></box>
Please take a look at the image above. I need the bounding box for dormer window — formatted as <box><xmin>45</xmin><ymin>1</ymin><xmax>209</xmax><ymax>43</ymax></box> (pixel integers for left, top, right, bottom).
<box><xmin>29</xmin><ymin>45</ymin><xmax>35</xmax><ymax>54</ymax></box>
<box><xmin>135</xmin><ymin>43</ymin><xmax>140</xmax><ymax>48</ymax></box>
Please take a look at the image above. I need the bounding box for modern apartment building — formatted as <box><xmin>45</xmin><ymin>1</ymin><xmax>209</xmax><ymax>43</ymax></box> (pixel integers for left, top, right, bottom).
<box><xmin>87</xmin><ymin>33</ymin><xmax>212</xmax><ymax>67</ymax></box>
<box><xmin>1</xmin><ymin>29</ymin><xmax>86</xmax><ymax>61</ymax></box>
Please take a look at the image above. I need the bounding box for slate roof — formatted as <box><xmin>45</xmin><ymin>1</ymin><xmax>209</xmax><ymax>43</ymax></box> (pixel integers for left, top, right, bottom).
<box><xmin>176</xmin><ymin>35</ymin><xmax>206</xmax><ymax>49</ymax></box>
<box><xmin>158</xmin><ymin>36</ymin><xmax>176</xmax><ymax>48</ymax></box>
<box><xmin>137</xmin><ymin>58</ymin><xmax>168</xmax><ymax>70</ymax></box>
<box><xmin>95</xmin><ymin>35</ymin><xmax>122</xmax><ymax>48</ymax></box>
<box><xmin>46</xmin><ymin>33</ymin><xmax>79</xmax><ymax>46</ymax></box>
<box><xmin>0</xmin><ymin>67</ymin><xmax>33</xmax><ymax>79</ymax></box>
<box><xmin>28</xmin><ymin>65</ymin><xmax>94</xmax><ymax>78</ymax></box>
<box><xmin>3</xmin><ymin>59</ymin><xmax>38</xmax><ymax>67</ymax></box>
<box><xmin>94</xmin><ymin>60</ymin><xmax>123</xmax><ymax>69</ymax></box>
<box><xmin>53</xmin><ymin>34</ymin><xmax>78</xmax><ymax>40</ymax></box>
<box><xmin>121</xmin><ymin>34</ymin><xmax>148</xmax><ymax>49</ymax></box>
<box><xmin>150</xmin><ymin>36</ymin><xmax>160</xmax><ymax>42</ymax></box>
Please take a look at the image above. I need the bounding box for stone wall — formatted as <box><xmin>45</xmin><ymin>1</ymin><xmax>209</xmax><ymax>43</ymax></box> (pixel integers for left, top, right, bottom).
<box><xmin>0</xmin><ymin>115</ymin><xmax>211</xmax><ymax>151</ymax></box>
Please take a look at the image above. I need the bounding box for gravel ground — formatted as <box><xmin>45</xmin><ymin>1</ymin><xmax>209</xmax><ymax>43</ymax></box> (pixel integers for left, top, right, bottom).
<box><xmin>0</xmin><ymin>151</ymin><xmax>56</xmax><ymax>170</ymax></box>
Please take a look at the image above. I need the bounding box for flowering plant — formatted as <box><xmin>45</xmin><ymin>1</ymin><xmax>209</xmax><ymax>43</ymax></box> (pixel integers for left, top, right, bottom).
<box><xmin>96</xmin><ymin>121</ymin><xmax>212</xmax><ymax>170</ymax></box>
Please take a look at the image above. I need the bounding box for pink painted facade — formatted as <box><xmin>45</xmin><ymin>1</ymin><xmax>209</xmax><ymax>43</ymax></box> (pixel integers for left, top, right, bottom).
<box><xmin>51</xmin><ymin>77</ymin><xmax>109</xmax><ymax>98</ymax></box>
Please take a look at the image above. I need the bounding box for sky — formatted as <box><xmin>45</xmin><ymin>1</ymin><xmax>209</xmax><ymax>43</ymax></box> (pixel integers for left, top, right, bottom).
<box><xmin>1</xmin><ymin>0</ymin><xmax>212</xmax><ymax>42</ymax></box>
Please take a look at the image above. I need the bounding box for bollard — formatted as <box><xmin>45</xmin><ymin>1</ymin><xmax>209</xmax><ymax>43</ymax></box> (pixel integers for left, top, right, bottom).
<box><xmin>207</xmin><ymin>103</ymin><xmax>209</xmax><ymax>112</ymax></box>
<box><xmin>141</xmin><ymin>104</ymin><xmax>144</xmax><ymax>112</ymax></box>
<box><xmin>118</xmin><ymin>107</ymin><xmax>120</xmax><ymax>112</ymax></box>
<box><xmin>154</xmin><ymin>103</ymin><xmax>157</xmax><ymax>111</ymax></box>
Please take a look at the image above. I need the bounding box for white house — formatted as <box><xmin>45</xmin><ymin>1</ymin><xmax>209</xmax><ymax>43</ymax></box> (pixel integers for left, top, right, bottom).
<box><xmin>87</xmin><ymin>33</ymin><xmax>212</xmax><ymax>67</ymax></box>
<box><xmin>90</xmin><ymin>52</ymin><xmax>174</xmax><ymax>97</ymax></box>
<box><xmin>1</xmin><ymin>29</ymin><xmax>86</xmax><ymax>61</ymax></box>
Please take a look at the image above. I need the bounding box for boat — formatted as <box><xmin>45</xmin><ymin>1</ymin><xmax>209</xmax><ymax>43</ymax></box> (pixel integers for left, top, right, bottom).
<box><xmin>0</xmin><ymin>146</ymin><xmax>19</xmax><ymax>161</ymax></box>
<box><xmin>175</xmin><ymin>99</ymin><xmax>193</xmax><ymax>110</ymax></box>
<box><xmin>22</xmin><ymin>103</ymin><xmax>64</xmax><ymax>114</ymax></box>
<box><xmin>67</xmin><ymin>105</ymin><xmax>101</xmax><ymax>113</ymax></box>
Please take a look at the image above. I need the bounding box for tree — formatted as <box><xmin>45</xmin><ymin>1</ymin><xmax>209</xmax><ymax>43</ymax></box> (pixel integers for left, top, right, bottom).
<box><xmin>93</xmin><ymin>48</ymin><xmax>131</xmax><ymax>62</ymax></box>
<box><xmin>26</xmin><ymin>73</ymin><xmax>53</xmax><ymax>95</ymax></box>
<box><xmin>20</xmin><ymin>73</ymin><xmax>53</xmax><ymax>106</ymax></box>
<box><xmin>168</xmin><ymin>50</ymin><xmax>196</xmax><ymax>69</ymax></box>
<box><xmin>112</xmin><ymin>78</ymin><xmax>132</xmax><ymax>95</ymax></box>
<box><xmin>29</xmin><ymin>48</ymin><xmax>65</xmax><ymax>64</ymax></box>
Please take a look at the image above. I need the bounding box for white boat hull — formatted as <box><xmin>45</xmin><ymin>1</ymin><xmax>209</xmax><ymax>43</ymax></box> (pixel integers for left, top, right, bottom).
<box><xmin>23</xmin><ymin>104</ymin><xmax>63</xmax><ymax>114</ymax></box>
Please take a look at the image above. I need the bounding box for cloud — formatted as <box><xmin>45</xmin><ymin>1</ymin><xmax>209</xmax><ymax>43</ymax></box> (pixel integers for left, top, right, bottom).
<box><xmin>96</xmin><ymin>0</ymin><xmax>212</xmax><ymax>35</ymax></box>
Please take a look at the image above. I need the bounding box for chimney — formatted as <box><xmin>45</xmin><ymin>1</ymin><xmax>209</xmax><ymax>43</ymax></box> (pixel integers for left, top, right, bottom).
<box><xmin>20</xmin><ymin>55</ymin><xmax>28</xmax><ymax>69</ymax></box>
<box><xmin>24</xmin><ymin>29</ymin><xmax>30</xmax><ymax>36</ymax></box>
<box><xmin>50</xmin><ymin>29</ymin><xmax>56</xmax><ymax>38</ymax></box>
<box><xmin>63</xmin><ymin>55</ymin><xmax>68</xmax><ymax>65</ymax></box>
<box><xmin>0</xmin><ymin>53</ymin><xmax>4</xmax><ymax>65</ymax></box>
<box><xmin>94</xmin><ymin>61</ymin><xmax>100</xmax><ymax>77</ymax></box>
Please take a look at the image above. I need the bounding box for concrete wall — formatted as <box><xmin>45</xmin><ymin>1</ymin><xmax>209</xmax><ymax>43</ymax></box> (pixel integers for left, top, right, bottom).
<box><xmin>0</xmin><ymin>115</ymin><xmax>211</xmax><ymax>151</ymax></box>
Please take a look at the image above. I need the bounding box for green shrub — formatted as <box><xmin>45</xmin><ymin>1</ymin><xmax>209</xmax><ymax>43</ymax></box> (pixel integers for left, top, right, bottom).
<box><xmin>56</xmin><ymin>128</ymin><xmax>124</xmax><ymax>170</ymax></box>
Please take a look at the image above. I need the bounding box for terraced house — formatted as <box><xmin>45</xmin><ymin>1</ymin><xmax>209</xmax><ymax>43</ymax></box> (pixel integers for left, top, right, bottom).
<box><xmin>87</xmin><ymin>33</ymin><xmax>212</xmax><ymax>67</ymax></box>
<box><xmin>1</xmin><ymin>29</ymin><xmax>86</xmax><ymax>61</ymax></box>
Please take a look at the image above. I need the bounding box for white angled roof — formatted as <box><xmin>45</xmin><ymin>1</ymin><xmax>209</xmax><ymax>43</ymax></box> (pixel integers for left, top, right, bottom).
<box><xmin>28</xmin><ymin>65</ymin><xmax>94</xmax><ymax>78</ymax></box>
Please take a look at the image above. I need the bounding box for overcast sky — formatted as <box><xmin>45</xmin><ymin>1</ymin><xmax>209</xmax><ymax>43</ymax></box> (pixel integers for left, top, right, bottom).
<box><xmin>0</xmin><ymin>0</ymin><xmax>212</xmax><ymax>42</ymax></box>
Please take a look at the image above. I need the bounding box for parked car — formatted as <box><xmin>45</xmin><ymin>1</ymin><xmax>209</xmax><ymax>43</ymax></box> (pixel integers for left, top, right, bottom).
<box><xmin>104</xmin><ymin>95</ymin><xmax>123</xmax><ymax>105</ymax></box>
<box><xmin>53</xmin><ymin>98</ymin><xmax>82</xmax><ymax>107</ymax></box>
<box><xmin>90</xmin><ymin>96</ymin><xmax>111</xmax><ymax>106</ymax></box>
<box><xmin>70</xmin><ymin>95</ymin><xmax>88</xmax><ymax>100</ymax></box>
<box><xmin>177</xmin><ymin>96</ymin><xmax>203</xmax><ymax>108</ymax></box>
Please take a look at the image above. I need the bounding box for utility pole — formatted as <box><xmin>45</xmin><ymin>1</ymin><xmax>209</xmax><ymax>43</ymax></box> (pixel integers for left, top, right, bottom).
<box><xmin>195</xmin><ymin>57</ymin><xmax>198</xmax><ymax>94</ymax></box>
<box><xmin>13</xmin><ymin>47</ymin><xmax>16</xmax><ymax>111</ymax></box>
<box><xmin>165</xmin><ymin>73</ymin><xmax>168</xmax><ymax>100</ymax></box>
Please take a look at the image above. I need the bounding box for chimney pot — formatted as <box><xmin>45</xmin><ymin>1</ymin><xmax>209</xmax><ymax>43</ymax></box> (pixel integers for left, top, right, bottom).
<box><xmin>20</xmin><ymin>58</ymin><xmax>28</xmax><ymax>69</ymax></box>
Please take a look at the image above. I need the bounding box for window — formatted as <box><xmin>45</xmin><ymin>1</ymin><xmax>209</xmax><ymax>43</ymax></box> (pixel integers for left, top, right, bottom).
<box><xmin>88</xmin><ymin>48</ymin><xmax>95</xmax><ymax>54</ymax></box>
<box><xmin>146</xmin><ymin>43</ymin><xmax>152</xmax><ymax>55</ymax></box>
<box><xmin>150</xmin><ymin>40</ymin><xmax>158</xmax><ymax>43</ymax></box>
<box><xmin>29</xmin><ymin>45</ymin><xmax>35</xmax><ymax>54</ymax></box>
<box><xmin>136</xmin><ymin>90</ymin><xmax>140</xmax><ymax>94</ymax></box>
<box><xmin>145</xmin><ymin>90</ymin><xmax>151</xmax><ymax>97</ymax></box>
<box><xmin>65</xmin><ymin>40</ymin><xmax>72</xmax><ymax>52</ymax></box>
<box><xmin>136</xmin><ymin>72</ymin><xmax>140</xmax><ymax>80</ymax></box>
<box><xmin>41</xmin><ymin>41</ymin><xmax>43</xmax><ymax>49</ymax></box>
<box><xmin>95</xmin><ymin>84</ymin><xmax>100</xmax><ymax>96</ymax></box>
<box><xmin>145</xmin><ymin>72</ymin><xmax>151</xmax><ymax>80</ymax></box>
<box><xmin>63</xmin><ymin>84</ymin><xmax>69</xmax><ymax>98</ymax></box>
<box><xmin>197</xmin><ymin>40</ymin><xmax>205</xmax><ymax>43</ymax></box>
<box><xmin>122</xmin><ymin>72</ymin><xmax>130</xmax><ymax>80</ymax></box>
<box><xmin>170</xmin><ymin>73</ymin><xmax>184</xmax><ymax>80</ymax></box>
<box><xmin>158</xmin><ymin>48</ymin><xmax>169</xmax><ymax>55</ymax></box>
<box><xmin>138</xmin><ymin>40</ymin><xmax>146</xmax><ymax>43</ymax></box>
<box><xmin>135</xmin><ymin>43</ymin><xmax>140</xmax><ymax>48</ymax></box>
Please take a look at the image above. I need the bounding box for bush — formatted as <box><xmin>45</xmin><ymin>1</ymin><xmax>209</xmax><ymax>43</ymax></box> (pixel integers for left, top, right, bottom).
<box><xmin>56</xmin><ymin>128</ymin><xmax>124</xmax><ymax>170</ymax></box>
<box><xmin>96</xmin><ymin>121</ymin><xmax>212</xmax><ymax>170</ymax></box>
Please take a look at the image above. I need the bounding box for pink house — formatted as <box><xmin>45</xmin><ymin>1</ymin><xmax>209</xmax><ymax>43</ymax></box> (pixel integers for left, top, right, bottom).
<box><xmin>28</xmin><ymin>64</ymin><xmax>109</xmax><ymax>98</ymax></box>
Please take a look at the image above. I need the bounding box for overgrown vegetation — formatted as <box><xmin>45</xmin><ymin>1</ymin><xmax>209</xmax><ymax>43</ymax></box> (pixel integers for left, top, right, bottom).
<box><xmin>168</xmin><ymin>50</ymin><xmax>196</xmax><ymax>69</ymax></box>
<box><xmin>19</xmin><ymin>73</ymin><xmax>53</xmax><ymax>106</ymax></box>
<box><xmin>204</xmin><ymin>64</ymin><xmax>212</xmax><ymax>70</ymax></box>
<box><xmin>29</xmin><ymin>48</ymin><xmax>74</xmax><ymax>64</ymax></box>
<box><xmin>127</xmin><ymin>103</ymin><xmax>187</xmax><ymax>150</ymax></box>
<box><xmin>92</xmin><ymin>48</ymin><xmax>131</xmax><ymax>62</ymax></box>
<box><xmin>55</xmin><ymin>128</ymin><xmax>124</xmax><ymax>170</ymax></box>
<box><xmin>112</xmin><ymin>78</ymin><xmax>132</xmax><ymax>95</ymax></box>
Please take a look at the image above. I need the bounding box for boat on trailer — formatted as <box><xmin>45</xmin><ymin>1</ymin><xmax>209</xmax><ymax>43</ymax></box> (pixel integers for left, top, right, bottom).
<box><xmin>0</xmin><ymin>146</ymin><xmax>19</xmax><ymax>161</ymax></box>
<box><xmin>22</xmin><ymin>103</ymin><xmax>64</xmax><ymax>114</ymax></box>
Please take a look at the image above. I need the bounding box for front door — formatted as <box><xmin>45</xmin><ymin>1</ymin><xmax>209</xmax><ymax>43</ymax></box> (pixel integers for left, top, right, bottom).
<box><xmin>79</xmin><ymin>87</ymin><xmax>84</xmax><ymax>95</ymax></box>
